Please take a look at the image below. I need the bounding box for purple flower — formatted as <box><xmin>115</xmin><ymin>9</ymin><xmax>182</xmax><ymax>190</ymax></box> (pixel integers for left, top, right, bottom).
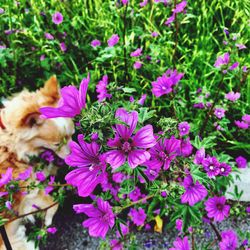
<box><xmin>52</xmin><ymin>12</ymin><xmax>63</xmax><ymax>25</ymax></box>
<box><xmin>73</xmin><ymin>198</ymin><xmax>115</xmax><ymax>239</ymax></box>
<box><xmin>235</xmin><ymin>156</ymin><xmax>247</xmax><ymax>168</ymax></box>
<box><xmin>112</xmin><ymin>172</ymin><xmax>126</xmax><ymax>183</ymax></box>
<box><xmin>108</xmin><ymin>34</ymin><xmax>119</xmax><ymax>47</ymax></box>
<box><xmin>133</xmin><ymin>61</ymin><xmax>142</xmax><ymax>69</ymax></box>
<box><xmin>45</xmin><ymin>176</ymin><xmax>55</xmax><ymax>195</ymax></box>
<box><xmin>246</xmin><ymin>206</ymin><xmax>250</xmax><ymax>213</ymax></box>
<box><xmin>225</xmin><ymin>91</ymin><xmax>240</xmax><ymax>102</ymax></box>
<box><xmin>236</xmin><ymin>43</ymin><xmax>247</xmax><ymax>50</ymax></box>
<box><xmin>219</xmin><ymin>162</ymin><xmax>231</xmax><ymax>176</ymax></box>
<box><xmin>121</xmin><ymin>0</ymin><xmax>129</xmax><ymax>5</ymax></box>
<box><xmin>17</xmin><ymin>166</ymin><xmax>32</xmax><ymax>181</ymax></box>
<box><xmin>176</xmin><ymin>219</ymin><xmax>182</xmax><ymax>231</ymax></box>
<box><xmin>0</xmin><ymin>8</ymin><xmax>4</xmax><ymax>14</ymax></box>
<box><xmin>181</xmin><ymin>175</ymin><xmax>207</xmax><ymax>206</ymax></box>
<box><xmin>139</xmin><ymin>0</ymin><xmax>148</xmax><ymax>7</ymax></box>
<box><xmin>165</xmin><ymin>14</ymin><xmax>175</xmax><ymax>26</ymax></box>
<box><xmin>242</xmin><ymin>66</ymin><xmax>248</xmax><ymax>72</ymax></box>
<box><xmin>60</xmin><ymin>42</ymin><xmax>67</xmax><ymax>52</ymax></box>
<box><xmin>129</xmin><ymin>208</ymin><xmax>146</xmax><ymax>226</ymax></box>
<box><xmin>0</xmin><ymin>168</ymin><xmax>13</xmax><ymax>187</ymax></box>
<box><xmin>128</xmin><ymin>187</ymin><xmax>141</xmax><ymax>201</ymax></box>
<box><xmin>144</xmin><ymin>162</ymin><xmax>161</xmax><ymax>181</ymax></box>
<box><xmin>138</xmin><ymin>94</ymin><xmax>147</xmax><ymax>105</ymax></box>
<box><xmin>36</xmin><ymin>171</ymin><xmax>46</xmax><ymax>182</ymax></box>
<box><xmin>110</xmin><ymin>239</ymin><xmax>123</xmax><ymax>250</ymax></box>
<box><xmin>40</xmin><ymin>74</ymin><xmax>89</xmax><ymax>118</ymax></box>
<box><xmin>214</xmin><ymin>108</ymin><xmax>225</xmax><ymax>119</ymax></box>
<box><xmin>96</xmin><ymin>75</ymin><xmax>112</xmax><ymax>102</ymax></box>
<box><xmin>180</xmin><ymin>138</ymin><xmax>193</xmax><ymax>157</ymax></box>
<box><xmin>169</xmin><ymin>236</ymin><xmax>190</xmax><ymax>250</ymax></box>
<box><xmin>130</xmin><ymin>48</ymin><xmax>142</xmax><ymax>57</ymax></box>
<box><xmin>44</xmin><ymin>32</ymin><xmax>54</xmax><ymax>40</ymax></box>
<box><xmin>65</xmin><ymin>135</ymin><xmax>106</xmax><ymax>197</ymax></box>
<box><xmin>202</xmin><ymin>156</ymin><xmax>220</xmax><ymax>178</ymax></box>
<box><xmin>152</xmin><ymin>69</ymin><xmax>184</xmax><ymax>97</ymax></box>
<box><xmin>205</xmin><ymin>196</ymin><xmax>230</xmax><ymax>222</ymax></box>
<box><xmin>193</xmin><ymin>102</ymin><xmax>205</xmax><ymax>109</ymax></box>
<box><xmin>41</xmin><ymin>150</ymin><xmax>55</xmax><ymax>163</ymax></box>
<box><xmin>194</xmin><ymin>148</ymin><xmax>205</xmax><ymax>165</ymax></box>
<box><xmin>5</xmin><ymin>201</ymin><xmax>12</xmax><ymax>210</ymax></box>
<box><xmin>40</xmin><ymin>55</ymin><xmax>45</xmax><ymax>61</ymax></box>
<box><xmin>219</xmin><ymin>230</ymin><xmax>238</xmax><ymax>250</ymax></box>
<box><xmin>242</xmin><ymin>114</ymin><xmax>250</xmax><ymax>124</ymax></box>
<box><xmin>214</xmin><ymin>53</ymin><xmax>230</xmax><ymax>68</ymax></box>
<box><xmin>47</xmin><ymin>227</ymin><xmax>57</xmax><ymax>234</ymax></box>
<box><xmin>178</xmin><ymin>122</ymin><xmax>190</xmax><ymax>136</ymax></box>
<box><xmin>91</xmin><ymin>39</ymin><xmax>101</xmax><ymax>47</ymax></box>
<box><xmin>229</xmin><ymin>62</ymin><xmax>239</xmax><ymax>71</ymax></box>
<box><xmin>105</xmin><ymin>108</ymin><xmax>156</xmax><ymax>169</ymax></box>
<box><xmin>234</xmin><ymin>120</ymin><xmax>249</xmax><ymax>129</ymax></box>
<box><xmin>147</xmin><ymin>136</ymin><xmax>181</xmax><ymax>170</ymax></box>
<box><xmin>173</xmin><ymin>0</ymin><xmax>187</xmax><ymax>13</ymax></box>
<box><xmin>151</xmin><ymin>31</ymin><xmax>159</xmax><ymax>37</ymax></box>
<box><xmin>91</xmin><ymin>132</ymin><xmax>99</xmax><ymax>141</ymax></box>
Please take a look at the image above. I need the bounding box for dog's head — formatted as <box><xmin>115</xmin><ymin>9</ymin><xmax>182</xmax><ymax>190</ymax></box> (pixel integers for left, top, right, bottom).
<box><xmin>0</xmin><ymin>76</ymin><xmax>75</xmax><ymax>161</ymax></box>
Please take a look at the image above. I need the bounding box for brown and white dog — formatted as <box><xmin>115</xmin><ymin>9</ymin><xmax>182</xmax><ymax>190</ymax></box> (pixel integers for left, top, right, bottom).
<box><xmin>0</xmin><ymin>76</ymin><xmax>74</xmax><ymax>249</ymax></box>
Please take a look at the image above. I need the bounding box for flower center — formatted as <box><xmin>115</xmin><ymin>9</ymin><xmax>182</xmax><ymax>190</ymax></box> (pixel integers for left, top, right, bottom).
<box><xmin>209</xmin><ymin>165</ymin><xmax>214</xmax><ymax>170</ymax></box>
<box><xmin>216</xmin><ymin>203</ymin><xmax>224</xmax><ymax>211</ymax></box>
<box><xmin>102</xmin><ymin>213</ymin><xmax>110</xmax><ymax>223</ymax></box>
<box><xmin>149</xmin><ymin>170</ymin><xmax>156</xmax><ymax>176</ymax></box>
<box><xmin>122</xmin><ymin>141</ymin><xmax>132</xmax><ymax>153</ymax></box>
<box><xmin>162</xmin><ymin>86</ymin><xmax>167</xmax><ymax>90</ymax></box>
<box><xmin>221</xmin><ymin>167</ymin><xmax>225</xmax><ymax>172</ymax></box>
<box><xmin>159</xmin><ymin>151</ymin><xmax>167</xmax><ymax>161</ymax></box>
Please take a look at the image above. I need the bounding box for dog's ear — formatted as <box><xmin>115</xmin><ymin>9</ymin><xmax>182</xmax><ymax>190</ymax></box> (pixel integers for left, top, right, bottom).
<box><xmin>20</xmin><ymin>111</ymin><xmax>44</xmax><ymax>127</ymax></box>
<box><xmin>40</xmin><ymin>75</ymin><xmax>60</xmax><ymax>101</ymax></box>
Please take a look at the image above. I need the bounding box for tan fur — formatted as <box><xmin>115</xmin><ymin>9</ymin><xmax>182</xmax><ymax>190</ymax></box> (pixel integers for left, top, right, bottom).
<box><xmin>0</xmin><ymin>76</ymin><xmax>74</xmax><ymax>249</ymax></box>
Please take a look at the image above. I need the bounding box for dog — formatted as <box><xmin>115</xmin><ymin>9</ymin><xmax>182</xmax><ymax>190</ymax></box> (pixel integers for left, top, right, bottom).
<box><xmin>0</xmin><ymin>76</ymin><xmax>74</xmax><ymax>249</ymax></box>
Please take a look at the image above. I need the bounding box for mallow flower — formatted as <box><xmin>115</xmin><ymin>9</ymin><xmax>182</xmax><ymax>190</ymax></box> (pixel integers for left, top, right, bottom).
<box><xmin>65</xmin><ymin>135</ymin><xmax>106</xmax><ymax>197</ymax></box>
<box><xmin>170</xmin><ymin>236</ymin><xmax>190</xmax><ymax>250</ymax></box>
<box><xmin>214</xmin><ymin>53</ymin><xmax>230</xmax><ymax>68</ymax></box>
<box><xmin>73</xmin><ymin>198</ymin><xmax>115</xmax><ymax>239</ymax></box>
<box><xmin>105</xmin><ymin>108</ymin><xmax>156</xmax><ymax>169</ymax></box>
<box><xmin>40</xmin><ymin>74</ymin><xmax>89</xmax><ymax>118</ymax></box>
<box><xmin>219</xmin><ymin>230</ymin><xmax>238</xmax><ymax>250</ymax></box>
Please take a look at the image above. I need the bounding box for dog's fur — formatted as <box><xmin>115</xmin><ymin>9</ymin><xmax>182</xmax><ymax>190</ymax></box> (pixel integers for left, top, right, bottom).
<box><xmin>0</xmin><ymin>76</ymin><xmax>74</xmax><ymax>249</ymax></box>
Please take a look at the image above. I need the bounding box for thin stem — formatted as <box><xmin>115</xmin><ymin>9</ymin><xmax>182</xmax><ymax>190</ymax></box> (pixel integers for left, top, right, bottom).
<box><xmin>123</xmin><ymin>4</ymin><xmax>129</xmax><ymax>82</ymax></box>
<box><xmin>209</xmin><ymin>222</ymin><xmax>222</xmax><ymax>241</ymax></box>
<box><xmin>199</xmin><ymin>76</ymin><xmax>224</xmax><ymax>137</ymax></box>
<box><xmin>191</xmin><ymin>232</ymin><xmax>195</xmax><ymax>250</ymax></box>
<box><xmin>173</xmin><ymin>0</ymin><xmax>178</xmax><ymax>67</ymax></box>
<box><xmin>7</xmin><ymin>202</ymin><xmax>58</xmax><ymax>224</ymax></box>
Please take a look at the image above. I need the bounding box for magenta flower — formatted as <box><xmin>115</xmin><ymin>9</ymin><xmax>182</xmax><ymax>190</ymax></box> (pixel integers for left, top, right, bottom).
<box><xmin>52</xmin><ymin>12</ymin><xmax>63</xmax><ymax>25</ymax></box>
<box><xmin>151</xmin><ymin>31</ymin><xmax>159</xmax><ymax>37</ymax></box>
<box><xmin>165</xmin><ymin>14</ymin><xmax>175</xmax><ymax>26</ymax></box>
<box><xmin>219</xmin><ymin>230</ymin><xmax>238</xmax><ymax>250</ymax></box>
<box><xmin>96</xmin><ymin>75</ymin><xmax>112</xmax><ymax>102</ymax></box>
<box><xmin>139</xmin><ymin>0</ymin><xmax>148</xmax><ymax>7</ymax></box>
<box><xmin>180</xmin><ymin>138</ymin><xmax>193</xmax><ymax>157</ymax></box>
<box><xmin>73</xmin><ymin>198</ymin><xmax>115</xmax><ymax>238</ymax></box>
<box><xmin>202</xmin><ymin>156</ymin><xmax>220</xmax><ymax>178</ymax></box>
<box><xmin>170</xmin><ymin>236</ymin><xmax>190</xmax><ymax>250</ymax></box>
<box><xmin>108</xmin><ymin>34</ymin><xmax>119</xmax><ymax>47</ymax></box>
<box><xmin>40</xmin><ymin>74</ymin><xmax>89</xmax><ymax>118</ymax></box>
<box><xmin>129</xmin><ymin>208</ymin><xmax>146</xmax><ymax>226</ymax></box>
<box><xmin>178</xmin><ymin>121</ymin><xmax>190</xmax><ymax>136</ymax></box>
<box><xmin>138</xmin><ymin>94</ymin><xmax>147</xmax><ymax>105</ymax></box>
<box><xmin>44</xmin><ymin>32</ymin><xmax>54</xmax><ymax>40</ymax></box>
<box><xmin>40</xmin><ymin>55</ymin><xmax>45</xmax><ymax>61</ymax></box>
<box><xmin>5</xmin><ymin>201</ymin><xmax>12</xmax><ymax>210</ymax></box>
<box><xmin>130</xmin><ymin>48</ymin><xmax>142</xmax><ymax>57</ymax></box>
<box><xmin>176</xmin><ymin>219</ymin><xmax>183</xmax><ymax>231</ymax></box>
<box><xmin>65</xmin><ymin>135</ymin><xmax>106</xmax><ymax>197</ymax></box>
<box><xmin>47</xmin><ymin>227</ymin><xmax>57</xmax><ymax>234</ymax></box>
<box><xmin>133</xmin><ymin>61</ymin><xmax>142</xmax><ymax>69</ymax></box>
<box><xmin>236</xmin><ymin>43</ymin><xmax>247</xmax><ymax>50</ymax></box>
<box><xmin>204</xmin><ymin>196</ymin><xmax>230</xmax><ymax>222</ymax></box>
<box><xmin>36</xmin><ymin>171</ymin><xmax>46</xmax><ymax>182</ymax></box>
<box><xmin>110</xmin><ymin>239</ymin><xmax>123</xmax><ymax>250</ymax></box>
<box><xmin>45</xmin><ymin>176</ymin><xmax>55</xmax><ymax>195</ymax></box>
<box><xmin>105</xmin><ymin>108</ymin><xmax>156</xmax><ymax>169</ymax></box>
<box><xmin>121</xmin><ymin>0</ymin><xmax>129</xmax><ymax>5</ymax></box>
<box><xmin>229</xmin><ymin>62</ymin><xmax>239</xmax><ymax>71</ymax></box>
<box><xmin>173</xmin><ymin>0</ymin><xmax>187</xmax><ymax>13</ymax></box>
<box><xmin>234</xmin><ymin>120</ymin><xmax>249</xmax><ymax>129</ymax></box>
<box><xmin>60</xmin><ymin>42</ymin><xmax>67</xmax><ymax>52</ymax></box>
<box><xmin>193</xmin><ymin>148</ymin><xmax>205</xmax><ymax>165</ymax></box>
<box><xmin>144</xmin><ymin>162</ymin><xmax>161</xmax><ymax>181</ymax></box>
<box><xmin>235</xmin><ymin>156</ymin><xmax>247</xmax><ymax>168</ymax></box>
<box><xmin>91</xmin><ymin>39</ymin><xmax>101</xmax><ymax>47</ymax></box>
<box><xmin>147</xmin><ymin>136</ymin><xmax>181</xmax><ymax>170</ymax></box>
<box><xmin>214</xmin><ymin>108</ymin><xmax>225</xmax><ymax>119</ymax></box>
<box><xmin>181</xmin><ymin>175</ymin><xmax>207</xmax><ymax>206</ymax></box>
<box><xmin>214</xmin><ymin>53</ymin><xmax>230</xmax><ymax>68</ymax></box>
<box><xmin>242</xmin><ymin>114</ymin><xmax>250</xmax><ymax>124</ymax></box>
<box><xmin>17</xmin><ymin>166</ymin><xmax>32</xmax><ymax>181</ymax></box>
<box><xmin>128</xmin><ymin>187</ymin><xmax>141</xmax><ymax>201</ymax></box>
<box><xmin>225</xmin><ymin>91</ymin><xmax>240</xmax><ymax>102</ymax></box>
<box><xmin>218</xmin><ymin>162</ymin><xmax>231</xmax><ymax>176</ymax></box>
<box><xmin>152</xmin><ymin>69</ymin><xmax>184</xmax><ymax>97</ymax></box>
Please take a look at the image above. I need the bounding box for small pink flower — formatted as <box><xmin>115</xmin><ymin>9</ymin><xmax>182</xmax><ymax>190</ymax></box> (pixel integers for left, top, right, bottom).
<box><xmin>60</xmin><ymin>42</ymin><xmax>67</xmax><ymax>52</ymax></box>
<box><xmin>52</xmin><ymin>12</ymin><xmax>63</xmax><ymax>25</ymax></box>
<box><xmin>133</xmin><ymin>61</ymin><xmax>142</xmax><ymax>69</ymax></box>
